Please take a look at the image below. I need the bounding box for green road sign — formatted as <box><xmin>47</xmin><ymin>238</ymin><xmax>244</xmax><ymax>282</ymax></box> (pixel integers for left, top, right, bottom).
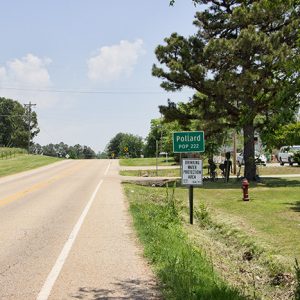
<box><xmin>173</xmin><ymin>131</ymin><xmax>205</xmax><ymax>153</ymax></box>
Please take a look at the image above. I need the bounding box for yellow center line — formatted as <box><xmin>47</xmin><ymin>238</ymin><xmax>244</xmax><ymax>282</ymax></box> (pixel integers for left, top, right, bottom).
<box><xmin>0</xmin><ymin>162</ymin><xmax>85</xmax><ymax>208</ymax></box>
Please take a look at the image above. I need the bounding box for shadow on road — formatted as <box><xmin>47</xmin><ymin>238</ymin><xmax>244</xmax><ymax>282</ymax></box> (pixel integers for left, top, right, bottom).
<box><xmin>71</xmin><ymin>278</ymin><xmax>161</xmax><ymax>299</ymax></box>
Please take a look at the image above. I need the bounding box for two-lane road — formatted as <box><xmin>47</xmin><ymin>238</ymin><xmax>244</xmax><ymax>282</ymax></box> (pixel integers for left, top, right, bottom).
<box><xmin>0</xmin><ymin>159</ymin><xmax>159</xmax><ymax>300</ymax></box>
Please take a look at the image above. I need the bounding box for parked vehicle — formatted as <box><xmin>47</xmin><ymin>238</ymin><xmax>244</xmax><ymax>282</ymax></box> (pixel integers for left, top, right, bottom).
<box><xmin>278</xmin><ymin>145</ymin><xmax>300</xmax><ymax>166</ymax></box>
<box><xmin>237</xmin><ymin>151</ymin><xmax>267</xmax><ymax>167</ymax></box>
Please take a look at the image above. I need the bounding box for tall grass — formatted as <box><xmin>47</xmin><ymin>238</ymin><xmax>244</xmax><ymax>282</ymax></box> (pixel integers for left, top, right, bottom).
<box><xmin>0</xmin><ymin>147</ymin><xmax>27</xmax><ymax>159</ymax></box>
<box><xmin>125</xmin><ymin>184</ymin><xmax>244</xmax><ymax>299</ymax></box>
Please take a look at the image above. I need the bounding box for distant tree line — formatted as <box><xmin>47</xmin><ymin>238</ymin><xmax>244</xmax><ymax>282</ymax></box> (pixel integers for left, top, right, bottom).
<box><xmin>105</xmin><ymin>133</ymin><xmax>143</xmax><ymax>158</ymax></box>
<box><xmin>0</xmin><ymin>97</ymin><xmax>39</xmax><ymax>149</ymax></box>
<box><xmin>1</xmin><ymin>97</ymin><xmax>97</xmax><ymax>159</ymax></box>
<box><xmin>31</xmin><ymin>142</ymin><xmax>96</xmax><ymax>159</ymax></box>
<box><xmin>104</xmin><ymin>116</ymin><xmax>300</xmax><ymax>161</ymax></box>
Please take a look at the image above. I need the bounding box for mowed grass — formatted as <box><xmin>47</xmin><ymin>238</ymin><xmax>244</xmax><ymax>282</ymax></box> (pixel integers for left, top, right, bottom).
<box><xmin>119</xmin><ymin>157</ymin><xmax>177</xmax><ymax>166</ymax></box>
<box><xmin>178</xmin><ymin>178</ymin><xmax>300</xmax><ymax>267</ymax></box>
<box><xmin>120</xmin><ymin>166</ymin><xmax>300</xmax><ymax>177</ymax></box>
<box><xmin>250</xmin><ymin>165</ymin><xmax>300</xmax><ymax>175</ymax></box>
<box><xmin>0</xmin><ymin>154</ymin><xmax>61</xmax><ymax>177</ymax></box>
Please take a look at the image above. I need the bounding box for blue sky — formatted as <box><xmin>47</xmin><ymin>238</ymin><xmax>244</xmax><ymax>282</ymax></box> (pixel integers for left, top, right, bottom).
<box><xmin>0</xmin><ymin>1</ymin><xmax>199</xmax><ymax>152</ymax></box>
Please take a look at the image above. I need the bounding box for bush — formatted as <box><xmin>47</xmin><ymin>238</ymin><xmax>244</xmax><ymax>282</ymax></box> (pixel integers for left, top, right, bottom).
<box><xmin>294</xmin><ymin>151</ymin><xmax>300</xmax><ymax>165</ymax></box>
<box><xmin>0</xmin><ymin>147</ymin><xmax>27</xmax><ymax>159</ymax></box>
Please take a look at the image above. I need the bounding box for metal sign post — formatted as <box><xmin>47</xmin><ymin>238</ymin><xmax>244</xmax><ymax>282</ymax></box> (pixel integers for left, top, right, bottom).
<box><xmin>189</xmin><ymin>185</ymin><xmax>194</xmax><ymax>224</ymax></box>
<box><xmin>181</xmin><ymin>159</ymin><xmax>203</xmax><ymax>224</ymax></box>
<box><xmin>173</xmin><ymin>131</ymin><xmax>205</xmax><ymax>226</ymax></box>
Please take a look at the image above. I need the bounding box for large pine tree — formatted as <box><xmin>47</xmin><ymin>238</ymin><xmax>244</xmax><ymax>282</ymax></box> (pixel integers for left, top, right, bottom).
<box><xmin>153</xmin><ymin>0</ymin><xmax>299</xmax><ymax>180</ymax></box>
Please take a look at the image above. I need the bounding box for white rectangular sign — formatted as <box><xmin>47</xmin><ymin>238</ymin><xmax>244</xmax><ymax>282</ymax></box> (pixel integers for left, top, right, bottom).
<box><xmin>181</xmin><ymin>159</ymin><xmax>203</xmax><ymax>186</ymax></box>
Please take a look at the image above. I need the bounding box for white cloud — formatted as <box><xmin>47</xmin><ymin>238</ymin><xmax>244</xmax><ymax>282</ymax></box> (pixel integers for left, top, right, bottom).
<box><xmin>6</xmin><ymin>54</ymin><xmax>52</xmax><ymax>87</ymax></box>
<box><xmin>0</xmin><ymin>67</ymin><xmax>7</xmax><ymax>79</ymax></box>
<box><xmin>87</xmin><ymin>39</ymin><xmax>145</xmax><ymax>82</ymax></box>
<box><xmin>0</xmin><ymin>54</ymin><xmax>56</xmax><ymax>107</ymax></box>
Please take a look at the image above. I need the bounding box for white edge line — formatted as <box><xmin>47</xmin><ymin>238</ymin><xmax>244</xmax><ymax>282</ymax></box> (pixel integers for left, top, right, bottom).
<box><xmin>36</xmin><ymin>179</ymin><xmax>104</xmax><ymax>300</ymax></box>
<box><xmin>104</xmin><ymin>161</ymin><xmax>111</xmax><ymax>176</ymax></box>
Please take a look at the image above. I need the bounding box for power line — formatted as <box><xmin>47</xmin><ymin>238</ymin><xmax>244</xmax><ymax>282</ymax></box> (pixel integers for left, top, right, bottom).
<box><xmin>0</xmin><ymin>86</ymin><xmax>191</xmax><ymax>95</ymax></box>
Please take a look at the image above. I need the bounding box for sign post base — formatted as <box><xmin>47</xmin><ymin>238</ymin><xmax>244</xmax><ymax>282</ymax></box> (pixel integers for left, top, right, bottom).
<box><xmin>189</xmin><ymin>185</ymin><xmax>193</xmax><ymax>224</ymax></box>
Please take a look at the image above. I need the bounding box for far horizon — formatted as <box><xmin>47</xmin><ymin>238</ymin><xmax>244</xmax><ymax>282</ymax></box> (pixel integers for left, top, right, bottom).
<box><xmin>0</xmin><ymin>1</ymin><xmax>198</xmax><ymax>152</ymax></box>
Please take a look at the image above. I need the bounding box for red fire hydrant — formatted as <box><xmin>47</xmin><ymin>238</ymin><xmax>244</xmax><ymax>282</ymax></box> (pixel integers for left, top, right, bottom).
<box><xmin>242</xmin><ymin>178</ymin><xmax>249</xmax><ymax>201</ymax></box>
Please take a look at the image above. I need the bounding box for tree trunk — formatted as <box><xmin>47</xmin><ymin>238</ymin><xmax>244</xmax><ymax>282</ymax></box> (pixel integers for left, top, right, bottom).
<box><xmin>243</xmin><ymin>123</ymin><xmax>256</xmax><ymax>181</ymax></box>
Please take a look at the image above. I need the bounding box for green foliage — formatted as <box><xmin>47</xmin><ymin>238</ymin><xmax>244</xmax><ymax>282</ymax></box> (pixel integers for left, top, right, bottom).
<box><xmin>195</xmin><ymin>202</ymin><xmax>211</xmax><ymax>226</ymax></box>
<box><xmin>158</xmin><ymin>100</ymin><xmax>232</xmax><ymax>158</ymax></box>
<box><xmin>126</xmin><ymin>184</ymin><xmax>244</xmax><ymax>299</ymax></box>
<box><xmin>0</xmin><ymin>97</ymin><xmax>39</xmax><ymax>148</ymax></box>
<box><xmin>262</xmin><ymin>122</ymin><xmax>300</xmax><ymax>149</ymax></box>
<box><xmin>119</xmin><ymin>133</ymin><xmax>143</xmax><ymax>158</ymax></box>
<box><xmin>154</xmin><ymin>0</ymin><xmax>300</xmax><ymax>180</ymax></box>
<box><xmin>31</xmin><ymin>142</ymin><xmax>96</xmax><ymax>159</ymax></box>
<box><xmin>144</xmin><ymin>118</ymin><xmax>182</xmax><ymax>157</ymax></box>
<box><xmin>294</xmin><ymin>152</ymin><xmax>300</xmax><ymax>165</ymax></box>
<box><xmin>106</xmin><ymin>132</ymin><xmax>143</xmax><ymax>158</ymax></box>
<box><xmin>0</xmin><ymin>147</ymin><xmax>27</xmax><ymax>156</ymax></box>
<box><xmin>128</xmin><ymin>180</ymin><xmax>300</xmax><ymax>297</ymax></box>
<box><xmin>97</xmin><ymin>151</ymin><xmax>109</xmax><ymax>159</ymax></box>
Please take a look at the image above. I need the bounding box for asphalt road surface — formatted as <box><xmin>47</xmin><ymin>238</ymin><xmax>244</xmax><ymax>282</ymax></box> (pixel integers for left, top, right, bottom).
<box><xmin>0</xmin><ymin>159</ymin><xmax>160</xmax><ymax>300</ymax></box>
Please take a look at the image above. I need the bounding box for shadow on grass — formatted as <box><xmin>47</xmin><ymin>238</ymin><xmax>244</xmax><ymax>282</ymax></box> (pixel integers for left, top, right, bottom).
<box><xmin>259</xmin><ymin>178</ymin><xmax>300</xmax><ymax>188</ymax></box>
<box><xmin>125</xmin><ymin>177</ymin><xmax>300</xmax><ymax>191</ymax></box>
<box><xmin>71</xmin><ymin>279</ymin><xmax>160</xmax><ymax>299</ymax></box>
<box><xmin>286</xmin><ymin>201</ymin><xmax>300</xmax><ymax>212</ymax></box>
<box><xmin>195</xmin><ymin>177</ymin><xmax>300</xmax><ymax>189</ymax></box>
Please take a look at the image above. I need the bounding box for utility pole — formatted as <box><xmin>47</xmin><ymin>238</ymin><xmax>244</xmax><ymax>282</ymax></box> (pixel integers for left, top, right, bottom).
<box><xmin>24</xmin><ymin>102</ymin><xmax>36</xmax><ymax>154</ymax></box>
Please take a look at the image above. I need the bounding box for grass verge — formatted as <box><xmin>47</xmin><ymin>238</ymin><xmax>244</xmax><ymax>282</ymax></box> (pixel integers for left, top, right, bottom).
<box><xmin>119</xmin><ymin>157</ymin><xmax>177</xmax><ymax>166</ymax></box>
<box><xmin>249</xmin><ymin>165</ymin><xmax>300</xmax><ymax>175</ymax></box>
<box><xmin>125</xmin><ymin>178</ymin><xmax>300</xmax><ymax>299</ymax></box>
<box><xmin>0</xmin><ymin>154</ymin><xmax>61</xmax><ymax>177</ymax></box>
<box><xmin>120</xmin><ymin>166</ymin><xmax>300</xmax><ymax>177</ymax></box>
<box><xmin>124</xmin><ymin>183</ymin><xmax>244</xmax><ymax>299</ymax></box>
<box><xmin>192</xmin><ymin>177</ymin><xmax>300</xmax><ymax>266</ymax></box>
<box><xmin>120</xmin><ymin>168</ymin><xmax>180</xmax><ymax>177</ymax></box>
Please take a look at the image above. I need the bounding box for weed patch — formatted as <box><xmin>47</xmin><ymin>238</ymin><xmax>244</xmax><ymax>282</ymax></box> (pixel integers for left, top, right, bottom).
<box><xmin>191</xmin><ymin>202</ymin><xmax>296</xmax><ymax>299</ymax></box>
<box><xmin>125</xmin><ymin>184</ymin><xmax>244</xmax><ymax>299</ymax></box>
<box><xmin>295</xmin><ymin>259</ymin><xmax>300</xmax><ymax>300</ymax></box>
